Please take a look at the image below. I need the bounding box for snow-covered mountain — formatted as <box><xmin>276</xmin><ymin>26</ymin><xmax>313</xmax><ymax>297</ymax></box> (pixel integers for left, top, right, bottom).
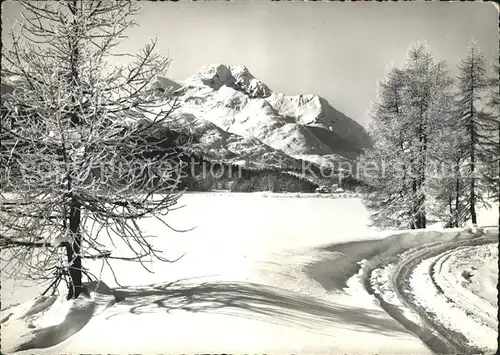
<box><xmin>3</xmin><ymin>65</ymin><xmax>371</xmax><ymax>176</ymax></box>
<box><xmin>163</xmin><ymin>64</ymin><xmax>371</xmax><ymax>168</ymax></box>
<box><xmin>163</xmin><ymin>110</ymin><xmax>305</xmax><ymax>170</ymax></box>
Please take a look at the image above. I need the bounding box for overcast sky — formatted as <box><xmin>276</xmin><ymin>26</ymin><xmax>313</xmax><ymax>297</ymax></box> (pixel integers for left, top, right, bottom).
<box><xmin>2</xmin><ymin>1</ymin><xmax>498</xmax><ymax>127</ymax></box>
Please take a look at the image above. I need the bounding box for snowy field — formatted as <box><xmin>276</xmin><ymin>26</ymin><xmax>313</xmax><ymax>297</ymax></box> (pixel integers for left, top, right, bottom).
<box><xmin>1</xmin><ymin>193</ymin><xmax>498</xmax><ymax>354</ymax></box>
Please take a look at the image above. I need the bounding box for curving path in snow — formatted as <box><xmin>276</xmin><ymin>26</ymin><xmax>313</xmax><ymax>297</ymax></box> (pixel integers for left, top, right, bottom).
<box><xmin>363</xmin><ymin>228</ymin><xmax>498</xmax><ymax>354</ymax></box>
<box><xmin>430</xmin><ymin>244</ymin><xmax>498</xmax><ymax>330</ymax></box>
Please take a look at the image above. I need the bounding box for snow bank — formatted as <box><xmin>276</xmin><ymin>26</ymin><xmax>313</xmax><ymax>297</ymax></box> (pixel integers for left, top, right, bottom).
<box><xmin>325</xmin><ymin>225</ymin><xmax>498</xmax><ymax>354</ymax></box>
<box><xmin>410</xmin><ymin>256</ymin><xmax>497</xmax><ymax>352</ymax></box>
<box><xmin>369</xmin><ymin>263</ymin><xmax>424</xmax><ymax>326</ymax></box>
<box><xmin>467</xmin><ymin>244</ymin><xmax>499</xmax><ymax>307</ymax></box>
<box><xmin>432</xmin><ymin>244</ymin><xmax>498</xmax><ymax>324</ymax></box>
<box><xmin>1</xmin><ymin>281</ymin><xmax>119</xmax><ymax>354</ymax></box>
<box><xmin>1</xmin><ymin>295</ymin><xmax>95</xmax><ymax>353</ymax></box>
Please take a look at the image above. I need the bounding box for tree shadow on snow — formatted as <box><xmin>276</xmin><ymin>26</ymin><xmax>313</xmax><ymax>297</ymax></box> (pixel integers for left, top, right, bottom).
<box><xmin>107</xmin><ymin>279</ymin><xmax>410</xmax><ymax>336</ymax></box>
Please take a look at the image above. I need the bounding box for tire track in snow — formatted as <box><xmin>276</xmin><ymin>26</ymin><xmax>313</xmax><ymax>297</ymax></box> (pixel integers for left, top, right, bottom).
<box><xmin>430</xmin><ymin>245</ymin><xmax>498</xmax><ymax>331</ymax></box>
<box><xmin>368</xmin><ymin>242</ymin><xmax>467</xmax><ymax>354</ymax></box>
<box><xmin>393</xmin><ymin>242</ymin><xmax>476</xmax><ymax>354</ymax></box>
<box><xmin>363</xmin><ymin>235</ymin><xmax>497</xmax><ymax>354</ymax></box>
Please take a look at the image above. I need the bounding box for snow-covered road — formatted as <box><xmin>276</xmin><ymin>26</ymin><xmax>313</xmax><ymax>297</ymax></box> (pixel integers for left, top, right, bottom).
<box><xmin>431</xmin><ymin>244</ymin><xmax>498</xmax><ymax>330</ymax></box>
<box><xmin>363</xmin><ymin>228</ymin><xmax>498</xmax><ymax>354</ymax></box>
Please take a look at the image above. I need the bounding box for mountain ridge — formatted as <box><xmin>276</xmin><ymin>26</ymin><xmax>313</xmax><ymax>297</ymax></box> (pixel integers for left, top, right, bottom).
<box><xmin>3</xmin><ymin>64</ymin><xmax>370</xmax><ymax>184</ymax></box>
<box><xmin>159</xmin><ymin>64</ymin><xmax>371</xmax><ymax>169</ymax></box>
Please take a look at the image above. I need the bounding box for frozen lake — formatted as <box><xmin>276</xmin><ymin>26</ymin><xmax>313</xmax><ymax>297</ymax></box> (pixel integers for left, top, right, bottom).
<box><xmin>1</xmin><ymin>193</ymin><xmax>497</xmax><ymax>354</ymax></box>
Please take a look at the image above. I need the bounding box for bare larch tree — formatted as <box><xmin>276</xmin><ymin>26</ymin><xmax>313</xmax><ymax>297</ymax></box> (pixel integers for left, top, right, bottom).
<box><xmin>1</xmin><ymin>1</ymin><xmax>186</xmax><ymax>300</ymax></box>
<box><xmin>455</xmin><ymin>41</ymin><xmax>496</xmax><ymax>225</ymax></box>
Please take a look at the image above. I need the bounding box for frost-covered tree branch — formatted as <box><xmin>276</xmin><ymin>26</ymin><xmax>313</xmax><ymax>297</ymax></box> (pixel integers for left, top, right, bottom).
<box><xmin>1</xmin><ymin>0</ymin><xmax>186</xmax><ymax>300</ymax></box>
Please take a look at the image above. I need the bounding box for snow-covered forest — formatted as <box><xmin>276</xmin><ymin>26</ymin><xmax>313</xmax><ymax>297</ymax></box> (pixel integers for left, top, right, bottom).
<box><xmin>361</xmin><ymin>42</ymin><xmax>499</xmax><ymax>230</ymax></box>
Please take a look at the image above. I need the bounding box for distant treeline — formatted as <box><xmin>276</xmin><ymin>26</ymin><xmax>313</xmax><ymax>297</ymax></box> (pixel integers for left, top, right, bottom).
<box><xmin>179</xmin><ymin>154</ymin><xmax>318</xmax><ymax>192</ymax></box>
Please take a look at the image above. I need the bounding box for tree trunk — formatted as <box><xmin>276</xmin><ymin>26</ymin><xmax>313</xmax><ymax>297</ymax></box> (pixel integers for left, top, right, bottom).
<box><xmin>416</xmin><ymin>206</ymin><xmax>426</xmax><ymax>229</ymax></box>
<box><xmin>448</xmin><ymin>193</ymin><xmax>453</xmax><ymax>228</ymax></box>
<box><xmin>454</xmin><ymin>161</ymin><xmax>461</xmax><ymax>228</ymax></box>
<box><xmin>414</xmin><ymin>107</ymin><xmax>427</xmax><ymax>230</ymax></box>
<box><xmin>469</xmin><ymin>50</ymin><xmax>477</xmax><ymax>225</ymax></box>
<box><xmin>411</xmin><ymin>177</ymin><xmax>419</xmax><ymax>229</ymax></box>
<box><xmin>65</xmin><ymin>8</ymin><xmax>84</xmax><ymax>300</ymax></box>
<box><xmin>66</xmin><ymin>199</ymin><xmax>83</xmax><ymax>300</ymax></box>
<box><xmin>470</xmin><ymin>151</ymin><xmax>477</xmax><ymax>225</ymax></box>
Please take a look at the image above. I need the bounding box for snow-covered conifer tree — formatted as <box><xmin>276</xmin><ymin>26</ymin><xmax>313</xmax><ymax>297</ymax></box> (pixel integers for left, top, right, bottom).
<box><xmin>482</xmin><ymin>56</ymin><xmax>500</xmax><ymax>205</ymax></box>
<box><xmin>362</xmin><ymin>68</ymin><xmax>416</xmax><ymax>229</ymax></box>
<box><xmin>455</xmin><ymin>41</ymin><xmax>497</xmax><ymax>225</ymax></box>
<box><xmin>362</xmin><ymin>42</ymin><xmax>454</xmax><ymax>229</ymax></box>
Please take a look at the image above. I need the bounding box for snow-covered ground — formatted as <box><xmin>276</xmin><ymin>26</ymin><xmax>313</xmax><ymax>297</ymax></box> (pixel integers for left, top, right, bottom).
<box><xmin>432</xmin><ymin>243</ymin><xmax>498</xmax><ymax>324</ymax></box>
<box><xmin>1</xmin><ymin>194</ymin><xmax>498</xmax><ymax>354</ymax></box>
<box><xmin>461</xmin><ymin>243</ymin><xmax>499</xmax><ymax>308</ymax></box>
<box><xmin>360</xmin><ymin>223</ymin><xmax>498</xmax><ymax>354</ymax></box>
<box><xmin>410</xmin><ymin>247</ymin><xmax>497</xmax><ymax>351</ymax></box>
